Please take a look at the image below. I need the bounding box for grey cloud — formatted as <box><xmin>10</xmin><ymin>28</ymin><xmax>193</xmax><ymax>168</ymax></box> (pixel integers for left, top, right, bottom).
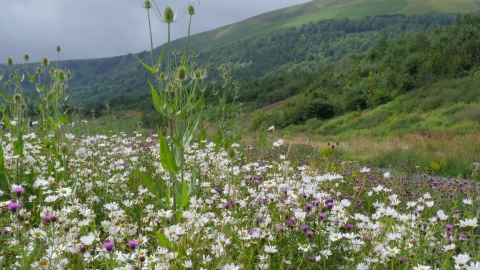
<box><xmin>0</xmin><ymin>0</ymin><xmax>310</xmax><ymax>63</ymax></box>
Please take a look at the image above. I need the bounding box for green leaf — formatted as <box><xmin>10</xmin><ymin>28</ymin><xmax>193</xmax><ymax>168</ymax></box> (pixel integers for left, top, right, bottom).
<box><xmin>0</xmin><ymin>90</ymin><xmax>13</xmax><ymax>103</ymax></box>
<box><xmin>2</xmin><ymin>111</ymin><xmax>12</xmax><ymax>130</ymax></box>
<box><xmin>198</xmin><ymin>126</ymin><xmax>206</xmax><ymax>148</ymax></box>
<box><xmin>58</xmin><ymin>113</ymin><xmax>68</xmax><ymax>124</ymax></box>
<box><xmin>135</xmin><ymin>55</ymin><xmax>156</xmax><ymax>74</ymax></box>
<box><xmin>158</xmin><ymin>128</ymin><xmax>179</xmax><ymax>174</ymax></box>
<box><xmin>155</xmin><ymin>232</ymin><xmax>171</xmax><ymax>248</ymax></box>
<box><xmin>150</xmin><ymin>80</ymin><xmax>164</xmax><ymax>114</ymax></box>
<box><xmin>180</xmin><ymin>179</ymin><xmax>189</xmax><ymax>209</ymax></box>
<box><xmin>47</xmin><ymin>116</ymin><xmax>58</xmax><ymax>129</ymax></box>
<box><xmin>13</xmin><ymin>132</ymin><xmax>24</xmax><ymax>157</ymax></box>
<box><xmin>138</xmin><ymin>169</ymin><xmax>169</xmax><ymax>209</ymax></box>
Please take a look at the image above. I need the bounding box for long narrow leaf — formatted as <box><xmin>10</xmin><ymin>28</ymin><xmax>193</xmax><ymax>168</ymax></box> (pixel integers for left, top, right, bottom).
<box><xmin>150</xmin><ymin>80</ymin><xmax>164</xmax><ymax>114</ymax></box>
<box><xmin>135</xmin><ymin>55</ymin><xmax>156</xmax><ymax>74</ymax></box>
<box><xmin>157</xmin><ymin>127</ymin><xmax>179</xmax><ymax>174</ymax></box>
<box><xmin>138</xmin><ymin>169</ymin><xmax>169</xmax><ymax>209</ymax></box>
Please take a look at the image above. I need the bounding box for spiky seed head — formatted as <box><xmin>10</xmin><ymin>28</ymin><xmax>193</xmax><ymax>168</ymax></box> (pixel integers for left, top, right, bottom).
<box><xmin>194</xmin><ymin>69</ymin><xmax>207</xmax><ymax>80</ymax></box>
<box><xmin>223</xmin><ymin>72</ymin><xmax>229</xmax><ymax>79</ymax></box>
<box><xmin>159</xmin><ymin>72</ymin><xmax>166</xmax><ymax>81</ymax></box>
<box><xmin>66</xmin><ymin>71</ymin><xmax>72</xmax><ymax>79</ymax></box>
<box><xmin>36</xmin><ymin>67</ymin><xmax>42</xmax><ymax>74</ymax></box>
<box><xmin>20</xmin><ymin>103</ymin><xmax>26</xmax><ymax>110</ymax></box>
<box><xmin>15</xmin><ymin>85</ymin><xmax>20</xmax><ymax>93</ymax></box>
<box><xmin>56</xmin><ymin>70</ymin><xmax>65</xmax><ymax>82</ymax></box>
<box><xmin>187</xmin><ymin>4</ymin><xmax>195</xmax><ymax>16</ymax></box>
<box><xmin>15</xmin><ymin>70</ymin><xmax>19</xmax><ymax>74</ymax></box>
<box><xmin>166</xmin><ymin>83</ymin><xmax>173</xmax><ymax>92</ymax></box>
<box><xmin>164</xmin><ymin>6</ymin><xmax>174</xmax><ymax>23</ymax></box>
<box><xmin>23</xmin><ymin>96</ymin><xmax>29</xmax><ymax>103</ymax></box>
<box><xmin>23</xmin><ymin>54</ymin><xmax>30</xmax><ymax>62</ymax></box>
<box><xmin>41</xmin><ymin>57</ymin><xmax>49</xmax><ymax>67</ymax></box>
<box><xmin>49</xmin><ymin>67</ymin><xmax>55</xmax><ymax>74</ymax></box>
<box><xmin>7</xmin><ymin>57</ymin><xmax>13</xmax><ymax>67</ymax></box>
<box><xmin>143</xmin><ymin>0</ymin><xmax>152</xmax><ymax>9</ymax></box>
<box><xmin>56</xmin><ymin>45</ymin><xmax>61</xmax><ymax>53</ymax></box>
<box><xmin>191</xmin><ymin>52</ymin><xmax>197</xmax><ymax>58</ymax></box>
<box><xmin>9</xmin><ymin>73</ymin><xmax>14</xmax><ymax>79</ymax></box>
<box><xmin>177</xmin><ymin>67</ymin><xmax>186</xmax><ymax>81</ymax></box>
<box><xmin>173</xmin><ymin>81</ymin><xmax>179</xmax><ymax>89</ymax></box>
<box><xmin>46</xmin><ymin>91</ymin><xmax>54</xmax><ymax>102</ymax></box>
<box><xmin>53</xmin><ymin>81</ymin><xmax>62</xmax><ymax>92</ymax></box>
<box><xmin>59</xmin><ymin>143</ymin><xmax>69</xmax><ymax>155</ymax></box>
<box><xmin>13</xmin><ymin>94</ymin><xmax>22</xmax><ymax>103</ymax></box>
<box><xmin>173</xmin><ymin>49</ymin><xmax>178</xmax><ymax>55</ymax></box>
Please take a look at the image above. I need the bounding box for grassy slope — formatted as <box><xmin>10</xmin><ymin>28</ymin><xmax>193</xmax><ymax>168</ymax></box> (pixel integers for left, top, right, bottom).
<box><xmin>165</xmin><ymin>0</ymin><xmax>478</xmax><ymax>55</ymax></box>
<box><xmin>274</xmin><ymin>75</ymin><xmax>480</xmax><ymax>179</ymax></box>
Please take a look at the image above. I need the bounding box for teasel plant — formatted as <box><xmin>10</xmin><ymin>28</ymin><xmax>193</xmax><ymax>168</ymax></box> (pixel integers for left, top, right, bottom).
<box><xmin>137</xmin><ymin>1</ymin><xmax>209</xmax><ymax>224</ymax></box>
<box><xmin>0</xmin><ymin>47</ymin><xmax>73</xmax><ymax>189</ymax></box>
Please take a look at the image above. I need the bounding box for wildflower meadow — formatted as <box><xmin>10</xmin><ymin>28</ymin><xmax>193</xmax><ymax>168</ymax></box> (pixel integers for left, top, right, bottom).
<box><xmin>1</xmin><ymin>1</ymin><xmax>479</xmax><ymax>269</ymax></box>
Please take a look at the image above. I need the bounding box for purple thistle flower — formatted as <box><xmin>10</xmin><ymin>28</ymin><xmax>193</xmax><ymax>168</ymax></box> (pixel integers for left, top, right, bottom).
<box><xmin>446</xmin><ymin>224</ymin><xmax>453</xmax><ymax>231</ymax></box>
<box><xmin>128</xmin><ymin>239</ymin><xmax>139</xmax><ymax>250</ymax></box>
<box><xmin>12</xmin><ymin>186</ymin><xmax>25</xmax><ymax>197</ymax></box>
<box><xmin>43</xmin><ymin>215</ymin><xmax>53</xmax><ymax>223</ymax></box>
<box><xmin>7</xmin><ymin>201</ymin><xmax>20</xmax><ymax>212</ymax></box>
<box><xmin>306</xmin><ymin>231</ymin><xmax>313</xmax><ymax>238</ymax></box>
<box><xmin>301</xmin><ymin>224</ymin><xmax>308</xmax><ymax>232</ymax></box>
<box><xmin>103</xmin><ymin>240</ymin><xmax>114</xmax><ymax>252</ymax></box>
<box><xmin>318</xmin><ymin>213</ymin><xmax>326</xmax><ymax>220</ymax></box>
<box><xmin>278</xmin><ymin>225</ymin><xmax>286</xmax><ymax>232</ymax></box>
<box><xmin>305</xmin><ymin>203</ymin><xmax>313</xmax><ymax>212</ymax></box>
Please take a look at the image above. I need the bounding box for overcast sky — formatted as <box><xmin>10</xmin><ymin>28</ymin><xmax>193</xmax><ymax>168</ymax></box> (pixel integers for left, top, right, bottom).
<box><xmin>0</xmin><ymin>0</ymin><xmax>311</xmax><ymax>63</ymax></box>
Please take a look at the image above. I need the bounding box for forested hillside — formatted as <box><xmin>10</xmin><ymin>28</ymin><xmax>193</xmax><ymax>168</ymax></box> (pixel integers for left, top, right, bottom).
<box><xmin>249</xmin><ymin>14</ymin><xmax>480</xmax><ymax>130</ymax></box>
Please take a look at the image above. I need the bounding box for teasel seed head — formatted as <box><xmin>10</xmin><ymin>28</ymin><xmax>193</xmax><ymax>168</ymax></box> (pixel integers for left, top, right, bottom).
<box><xmin>66</xmin><ymin>70</ymin><xmax>72</xmax><ymax>79</ymax></box>
<box><xmin>23</xmin><ymin>54</ymin><xmax>30</xmax><ymax>62</ymax></box>
<box><xmin>60</xmin><ymin>143</ymin><xmax>69</xmax><ymax>155</ymax></box>
<box><xmin>53</xmin><ymin>81</ymin><xmax>62</xmax><ymax>93</ymax></box>
<box><xmin>165</xmin><ymin>83</ymin><xmax>173</xmax><ymax>92</ymax></box>
<box><xmin>41</xmin><ymin>57</ymin><xmax>49</xmax><ymax>67</ymax></box>
<box><xmin>164</xmin><ymin>6</ymin><xmax>174</xmax><ymax>23</ymax></box>
<box><xmin>46</xmin><ymin>91</ymin><xmax>54</xmax><ymax>102</ymax></box>
<box><xmin>6</xmin><ymin>57</ymin><xmax>13</xmax><ymax>67</ymax></box>
<box><xmin>56</xmin><ymin>70</ymin><xmax>65</xmax><ymax>82</ymax></box>
<box><xmin>142</xmin><ymin>0</ymin><xmax>152</xmax><ymax>9</ymax></box>
<box><xmin>23</xmin><ymin>96</ymin><xmax>30</xmax><ymax>103</ymax></box>
<box><xmin>49</xmin><ymin>67</ymin><xmax>55</xmax><ymax>74</ymax></box>
<box><xmin>159</xmin><ymin>72</ymin><xmax>166</xmax><ymax>81</ymax></box>
<box><xmin>56</xmin><ymin>45</ymin><xmax>61</xmax><ymax>53</ymax></box>
<box><xmin>177</xmin><ymin>67</ymin><xmax>187</xmax><ymax>81</ymax></box>
<box><xmin>13</xmin><ymin>94</ymin><xmax>22</xmax><ymax>103</ymax></box>
<box><xmin>187</xmin><ymin>3</ymin><xmax>196</xmax><ymax>16</ymax></box>
<box><xmin>36</xmin><ymin>67</ymin><xmax>43</xmax><ymax>74</ymax></box>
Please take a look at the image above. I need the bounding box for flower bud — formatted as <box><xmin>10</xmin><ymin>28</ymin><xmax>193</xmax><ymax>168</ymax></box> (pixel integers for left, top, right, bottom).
<box><xmin>56</xmin><ymin>45</ymin><xmax>61</xmax><ymax>53</ymax></box>
<box><xmin>6</xmin><ymin>57</ymin><xmax>13</xmax><ymax>67</ymax></box>
<box><xmin>165</xmin><ymin>83</ymin><xmax>173</xmax><ymax>92</ymax></box>
<box><xmin>164</xmin><ymin>6</ymin><xmax>174</xmax><ymax>23</ymax></box>
<box><xmin>23</xmin><ymin>54</ymin><xmax>30</xmax><ymax>62</ymax></box>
